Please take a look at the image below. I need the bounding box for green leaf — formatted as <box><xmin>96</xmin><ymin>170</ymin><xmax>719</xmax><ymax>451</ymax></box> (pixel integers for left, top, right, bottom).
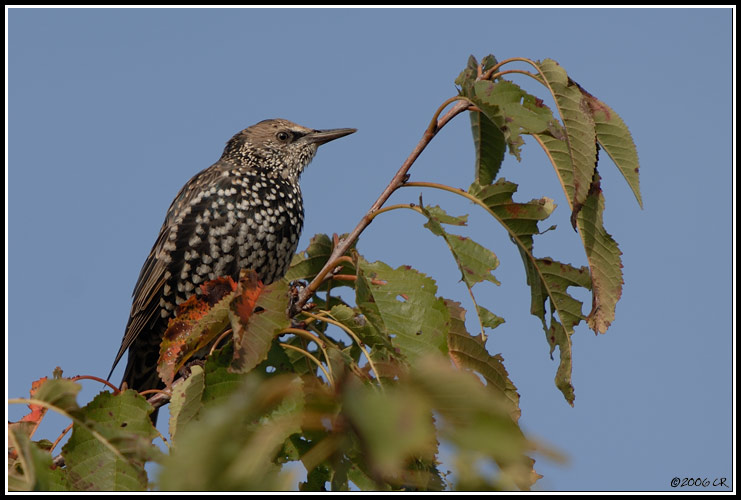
<box><xmin>8</xmin><ymin>425</ymin><xmax>70</xmax><ymax>491</ymax></box>
<box><xmin>577</xmin><ymin>172</ymin><xmax>624</xmax><ymax>333</ymax></box>
<box><xmin>31</xmin><ymin>378</ymin><xmax>82</xmax><ymax>415</ymax></box>
<box><xmin>420</xmin><ymin>204</ymin><xmax>500</xmax><ymax>289</ymax></box>
<box><xmin>356</xmin><ymin>258</ymin><xmax>449</xmax><ymax>361</ymax></box>
<box><xmin>343</xmin><ymin>378</ymin><xmax>438</xmax><ymax>481</ymax></box>
<box><xmin>535</xmin><ymin>59</ymin><xmax>598</xmax><ymax>223</ymax></box>
<box><xmin>468</xmin><ymin>179</ymin><xmax>556</xmax><ymax>253</ymax></box>
<box><xmin>473</xmin><ymin>80</ymin><xmax>558</xmax><ymax>136</ymax></box>
<box><xmin>410</xmin><ymin>356</ymin><xmax>539</xmax><ymax>491</ymax></box>
<box><xmin>285</xmin><ymin>233</ymin><xmax>334</xmax><ymax>282</ymax></box>
<box><xmin>62</xmin><ymin>390</ymin><xmax>159</xmax><ymax>491</ymax></box>
<box><xmin>476</xmin><ymin>305</ymin><xmax>505</xmax><ymax>330</ymax></box>
<box><xmin>230</xmin><ymin>274</ymin><xmax>290</xmax><ymax>374</ymax></box>
<box><xmin>535</xmin><ymin>133</ymin><xmax>624</xmax><ymax>334</ymax></box>
<box><xmin>329</xmin><ymin>303</ymin><xmax>395</xmax><ymax>353</ymax></box>
<box><xmin>527</xmin><ymin>257</ymin><xmax>592</xmax><ymax>405</ymax></box>
<box><xmin>285</xmin><ymin>233</ymin><xmax>356</xmax><ymax>292</ymax></box>
<box><xmin>469</xmin><ymin>110</ymin><xmax>507</xmax><ymax>184</ymax></box>
<box><xmin>168</xmin><ymin>364</ymin><xmax>205</xmax><ymax>446</ymax></box>
<box><xmin>445</xmin><ymin>300</ymin><xmax>519</xmax><ymax>421</ymax></box>
<box><xmin>202</xmin><ymin>343</ymin><xmax>243</xmax><ymax>408</ymax></box>
<box><xmin>157</xmin><ymin>278</ymin><xmax>235</xmax><ymax>387</ymax></box>
<box><xmin>589</xmin><ymin>96</ymin><xmax>643</xmax><ymax>208</ymax></box>
<box><xmin>468</xmin><ymin>179</ymin><xmax>594</xmax><ymax>403</ymax></box>
<box><xmin>157</xmin><ymin>374</ymin><xmax>303</xmax><ymax>491</ymax></box>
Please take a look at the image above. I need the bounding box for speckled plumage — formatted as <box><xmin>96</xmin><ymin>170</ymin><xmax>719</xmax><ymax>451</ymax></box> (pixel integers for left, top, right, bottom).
<box><xmin>109</xmin><ymin>119</ymin><xmax>355</xmax><ymax>414</ymax></box>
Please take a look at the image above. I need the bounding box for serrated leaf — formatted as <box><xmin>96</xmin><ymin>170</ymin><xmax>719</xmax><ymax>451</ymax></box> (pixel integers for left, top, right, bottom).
<box><xmin>527</xmin><ymin>257</ymin><xmax>592</xmax><ymax>405</ymax></box>
<box><xmin>285</xmin><ymin>233</ymin><xmax>356</xmax><ymax>292</ymax></box>
<box><xmin>230</xmin><ymin>275</ymin><xmax>290</xmax><ymax>374</ymax></box>
<box><xmin>454</xmin><ymin>54</ymin><xmax>479</xmax><ymax>93</ymax></box>
<box><xmin>202</xmin><ymin>343</ymin><xmax>243</xmax><ymax>408</ymax></box>
<box><xmin>468</xmin><ymin>179</ymin><xmax>595</xmax><ymax>403</ymax></box>
<box><xmin>536</xmin><ymin>59</ymin><xmax>597</xmax><ymax>223</ymax></box>
<box><xmin>589</xmin><ymin>97</ymin><xmax>643</xmax><ymax>207</ymax></box>
<box><xmin>356</xmin><ymin>259</ymin><xmax>449</xmax><ymax>361</ymax></box>
<box><xmin>476</xmin><ymin>305</ymin><xmax>506</xmax><ymax>331</ymax></box>
<box><xmin>535</xmin><ymin>134</ymin><xmax>624</xmax><ymax>334</ymax></box>
<box><xmin>330</xmin><ymin>303</ymin><xmax>395</xmax><ymax>353</ymax></box>
<box><xmin>470</xmin><ymin>110</ymin><xmax>507</xmax><ymax>184</ymax></box>
<box><xmin>445</xmin><ymin>300</ymin><xmax>519</xmax><ymax>421</ymax></box>
<box><xmin>420</xmin><ymin>204</ymin><xmax>500</xmax><ymax>289</ymax></box>
<box><xmin>158</xmin><ymin>277</ymin><xmax>237</xmax><ymax>387</ymax></box>
<box><xmin>285</xmin><ymin>233</ymin><xmax>334</xmax><ymax>282</ymax></box>
<box><xmin>468</xmin><ymin>179</ymin><xmax>556</xmax><ymax>253</ymax></box>
<box><xmin>473</xmin><ymin>80</ymin><xmax>558</xmax><ymax>136</ymax></box>
<box><xmin>62</xmin><ymin>390</ymin><xmax>159</xmax><ymax>491</ymax></box>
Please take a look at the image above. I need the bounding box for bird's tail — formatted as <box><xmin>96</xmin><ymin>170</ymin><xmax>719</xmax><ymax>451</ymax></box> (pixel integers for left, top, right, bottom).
<box><xmin>120</xmin><ymin>329</ymin><xmax>166</xmax><ymax>425</ymax></box>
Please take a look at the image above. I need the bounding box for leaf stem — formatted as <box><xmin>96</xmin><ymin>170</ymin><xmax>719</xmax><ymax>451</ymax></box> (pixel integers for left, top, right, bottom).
<box><xmin>277</xmin><ymin>327</ymin><xmax>333</xmax><ymax>384</ymax></box>
<box><xmin>279</xmin><ymin>343</ymin><xmax>334</xmax><ymax>387</ymax></box>
<box><xmin>292</xmin><ymin>99</ymin><xmax>473</xmax><ymax>314</ymax></box>
<box><xmin>302</xmin><ymin>310</ymin><xmax>384</xmax><ymax>391</ymax></box>
<box><xmin>70</xmin><ymin>375</ymin><xmax>121</xmax><ymax>394</ymax></box>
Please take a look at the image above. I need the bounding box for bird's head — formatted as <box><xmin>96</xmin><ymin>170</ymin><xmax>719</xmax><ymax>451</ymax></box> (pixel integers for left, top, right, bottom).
<box><xmin>221</xmin><ymin>118</ymin><xmax>356</xmax><ymax>181</ymax></box>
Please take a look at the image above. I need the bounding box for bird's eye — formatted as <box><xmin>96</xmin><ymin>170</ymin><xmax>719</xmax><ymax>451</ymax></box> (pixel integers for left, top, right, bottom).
<box><xmin>276</xmin><ymin>131</ymin><xmax>291</xmax><ymax>142</ymax></box>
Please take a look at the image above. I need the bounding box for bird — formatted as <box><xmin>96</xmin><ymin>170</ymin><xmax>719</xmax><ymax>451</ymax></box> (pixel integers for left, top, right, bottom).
<box><xmin>108</xmin><ymin>119</ymin><xmax>356</xmax><ymax>422</ymax></box>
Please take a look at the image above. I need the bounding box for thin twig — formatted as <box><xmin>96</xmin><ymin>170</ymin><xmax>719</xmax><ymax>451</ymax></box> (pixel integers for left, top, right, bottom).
<box><xmin>70</xmin><ymin>375</ymin><xmax>121</xmax><ymax>394</ymax></box>
<box><xmin>292</xmin><ymin>99</ymin><xmax>473</xmax><ymax>314</ymax></box>
<box><xmin>49</xmin><ymin>423</ymin><xmax>73</xmax><ymax>455</ymax></box>
<box><xmin>279</xmin><ymin>343</ymin><xmax>334</xmax><ymax>387</ymax></box>
<box><xmin>303</xmin><ymin>310</ymin><xmax>384</xmax><ymax>391</ymax></box>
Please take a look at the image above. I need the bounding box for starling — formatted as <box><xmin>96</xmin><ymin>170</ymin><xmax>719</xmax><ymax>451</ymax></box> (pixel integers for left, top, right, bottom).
<box><xmin>109</xmin><ymin>119</ymin><xmax>355</xmax><ymax>419</ymax></box>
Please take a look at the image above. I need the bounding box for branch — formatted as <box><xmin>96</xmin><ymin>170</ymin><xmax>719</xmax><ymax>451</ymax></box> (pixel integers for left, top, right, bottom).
<box><xmin>290</xmin><ymin>98</ymin><xmax>473</xmax><ymax>314</ymax></box>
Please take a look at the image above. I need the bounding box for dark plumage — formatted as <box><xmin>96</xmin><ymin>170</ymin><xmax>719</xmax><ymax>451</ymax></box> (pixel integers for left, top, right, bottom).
<box><xmin>109</xmin><ymin>119</ymin><xmax>355</xmax><ymax>420</ymax></box>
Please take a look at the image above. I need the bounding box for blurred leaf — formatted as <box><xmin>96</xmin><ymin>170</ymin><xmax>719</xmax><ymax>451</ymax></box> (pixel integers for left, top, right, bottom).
<box><xmin>14</xmin><ymin>377</ymin><xmax>51</xmax><ymax>439</ymax></box>
<box><xmin>8</xmin><ymin>424</ymin><xmax>70</xmax><ymax>491</ymax></box>
<box><xmin>202</xmin><ymin>343</ymin><xmax>243</xmax><ymax>409</ymax></box>
<box><xmin>29</xmin><ymin>378</ymin><xmax>82</xmax><ymax>415</ymax></box>
<box><xmin>410</xmin><ymin>356</ymin><xmax>538</xmax><ymax>490</ymax></box>
<box><xmin>157</xmin><ymin>374</ymin><xmax>303</xmax><ymax>491</ymax></box>
<box><xmin>344</xmin><ymin>379</ymin><xmax>437</xmax><ymax>481</ymax></box>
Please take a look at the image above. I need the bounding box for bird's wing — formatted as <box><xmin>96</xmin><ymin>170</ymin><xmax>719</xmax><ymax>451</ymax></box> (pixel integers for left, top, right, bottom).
<box><xmin>108</xmin><ymin>163</ymin><xmax>229</xmax><ymax>379</ymax></box>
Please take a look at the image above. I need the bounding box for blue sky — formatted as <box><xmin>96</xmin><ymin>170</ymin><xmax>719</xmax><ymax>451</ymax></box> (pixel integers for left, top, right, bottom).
<box><xmin>7</xmin><ymin>7</ymin><xmax>734</xmax><ymax>492</ymax></box>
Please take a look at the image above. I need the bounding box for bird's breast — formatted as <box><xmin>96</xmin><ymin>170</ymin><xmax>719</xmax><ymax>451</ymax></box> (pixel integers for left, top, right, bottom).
<box><xmin>157</xmin><ymin>169</ymin><xmax>304</xmax><ymax>319</ymax></box>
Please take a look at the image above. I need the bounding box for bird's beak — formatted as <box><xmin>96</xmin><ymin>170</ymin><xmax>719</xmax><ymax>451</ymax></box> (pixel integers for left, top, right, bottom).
<box><xmin>305</xmin><ymin>128</ymin><xmax>357</xmax><ymax>146</ymax></box>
